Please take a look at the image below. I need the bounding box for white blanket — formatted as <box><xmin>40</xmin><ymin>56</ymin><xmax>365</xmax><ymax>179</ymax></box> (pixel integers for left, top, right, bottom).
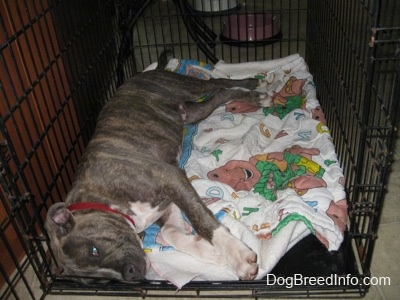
<box><xmin>143</xmin><ymin>54</ymin><xmax>348</xmax><ymax>288</ymax></box>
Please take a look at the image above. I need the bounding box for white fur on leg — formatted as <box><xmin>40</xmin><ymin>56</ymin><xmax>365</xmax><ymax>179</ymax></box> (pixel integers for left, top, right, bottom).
<box><xmin>211</xmin><ymin>226</ymin><xmax>258</xmax><ymax>280</ymax></box>
<box><xmin>220</xmin><ymin>215</ymin><xmax>262</xmax><ymax>263</ymax></box>
<box><xmin>161</xmin><ymin>226</ymin><xmax>225</xmax><ymax>265</ymax></box>
<box><xmin>259</xmin><ymin>93</ymin><xmax>273</xmax><ymax>107</ymax></box>
<box><xmin>160</xmin><ymin>204</ymin><xmax>225</xmax><ymax>265</ymax></box>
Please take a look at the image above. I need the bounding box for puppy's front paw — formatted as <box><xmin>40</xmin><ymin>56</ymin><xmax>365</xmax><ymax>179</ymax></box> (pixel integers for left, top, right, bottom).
<box><xmin>234</xmin><ymin>247</ymin><xmax>258</xmax><ymax>280</ymax></box>
<box><xmin>212</xmin><ymin>227</ymin><xmax>259</xmax><ymax>280</ymax></box>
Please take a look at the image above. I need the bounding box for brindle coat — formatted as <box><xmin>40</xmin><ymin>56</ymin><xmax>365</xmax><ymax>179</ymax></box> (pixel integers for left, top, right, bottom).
<box><xmin>45</xmin><ymin>69</ymin><xmax>263</xmax><ymax>283</ymax></box>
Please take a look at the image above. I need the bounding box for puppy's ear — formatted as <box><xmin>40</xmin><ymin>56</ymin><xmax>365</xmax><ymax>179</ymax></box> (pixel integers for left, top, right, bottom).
<box><xmin>45</xmin><ymin>202</ymin><xmax>75</xmax><ymax>238</ymax></box>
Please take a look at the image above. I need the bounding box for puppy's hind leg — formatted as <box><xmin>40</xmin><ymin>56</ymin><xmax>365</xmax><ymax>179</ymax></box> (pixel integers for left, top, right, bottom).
<box><xmin>182</xmin><ymin>89</ymin><xmax>263</xmax><ymax>124</ymax></box>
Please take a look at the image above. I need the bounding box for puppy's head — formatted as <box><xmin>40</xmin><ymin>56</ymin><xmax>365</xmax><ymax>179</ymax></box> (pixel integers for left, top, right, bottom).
<box><xmin>45</xmin><ymin>202</ymin><xmax>148</xmax><ymax>283</ymax></box>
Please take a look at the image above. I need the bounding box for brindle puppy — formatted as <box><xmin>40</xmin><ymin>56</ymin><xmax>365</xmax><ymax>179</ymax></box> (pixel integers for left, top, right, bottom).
<box><xmin>45</xmin><ymin>69</ymin><xmax>264</xmax><ymax>283</ymax></box>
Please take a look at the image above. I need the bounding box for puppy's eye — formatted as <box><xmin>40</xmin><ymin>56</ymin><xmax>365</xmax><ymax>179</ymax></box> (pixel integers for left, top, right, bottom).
<box><xmin>91</xmin><ymin>246</ymin><xmax>100</xmax><ymax>257</ymax></box>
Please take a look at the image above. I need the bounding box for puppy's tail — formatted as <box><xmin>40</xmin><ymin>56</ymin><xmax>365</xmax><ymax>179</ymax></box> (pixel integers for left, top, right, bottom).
<box><xmin>157</xmin><ymin>49</ymin><xmax>174</xmax><ymax>70</ymax></box>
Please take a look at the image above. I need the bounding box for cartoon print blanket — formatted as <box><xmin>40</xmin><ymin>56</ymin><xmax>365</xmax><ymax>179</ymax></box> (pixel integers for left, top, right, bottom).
<box><xmin>142</xmin><ymin>54</ymin><xmax>348</xmax><ymax>288</ymax></box>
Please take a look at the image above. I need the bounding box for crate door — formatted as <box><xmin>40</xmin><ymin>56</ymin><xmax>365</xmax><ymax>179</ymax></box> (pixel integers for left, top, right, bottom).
<box><xmin>0</xmin><ymin>0</ymin><xmax>81</xmax><ymax>288</ymax></box>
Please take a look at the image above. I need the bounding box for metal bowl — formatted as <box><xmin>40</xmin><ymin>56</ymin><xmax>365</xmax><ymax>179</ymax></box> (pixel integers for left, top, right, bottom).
<box><xmin>221</xmin><ymin>13</ymin><xmax>281</xmax><ymax>43</ymax></box>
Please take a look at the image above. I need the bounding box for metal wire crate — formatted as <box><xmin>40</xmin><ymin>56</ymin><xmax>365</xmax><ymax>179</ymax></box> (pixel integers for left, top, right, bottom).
<box><xmin>0</xmin><ymin>0</ymin><xmax>399</xmax><ymax>299</ymax></box>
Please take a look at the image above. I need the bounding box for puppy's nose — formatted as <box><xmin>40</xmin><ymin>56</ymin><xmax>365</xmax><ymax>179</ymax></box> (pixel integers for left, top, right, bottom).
<box><xmin>123</xmin><ymin>264</ymin><xmax>138</xmax><ymax>281</ymax></box>
<box><xmin>122</xmin><ymin>263</ymin><xmax>145</xmax><ymax>281</ymax></box>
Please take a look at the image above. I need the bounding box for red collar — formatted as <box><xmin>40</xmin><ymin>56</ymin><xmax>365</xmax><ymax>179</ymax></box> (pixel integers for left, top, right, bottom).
<box><xmin>67</xmin><ymin>202</ymin><xmax>135</xmax><ymax>227</ymax></box>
